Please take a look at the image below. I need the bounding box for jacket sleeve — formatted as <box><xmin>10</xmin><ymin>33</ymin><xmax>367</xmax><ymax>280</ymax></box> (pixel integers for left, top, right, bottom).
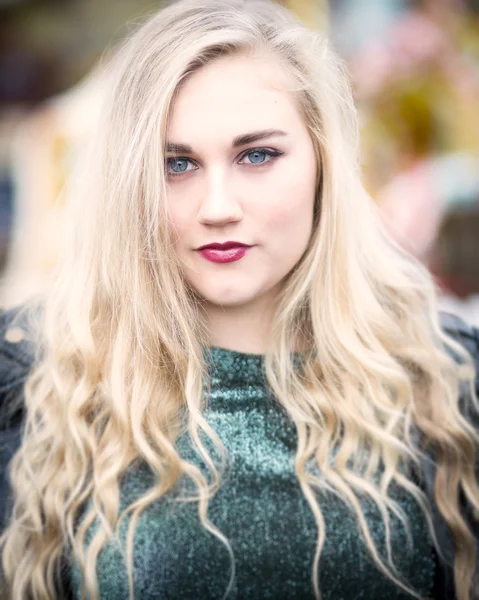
<box><xmin>0</xmin><ymin>307</ymin><xmax>73</xmax><ymax>598</ymax></box>
<box><xmin>0</xmin><ymin>306</ymin><xmax>35</xmax><ymax>427</ymax></box>
<box><xmin>428</xmin><ymin>312</ymin><xmax>479</xmax><ymax>600</ymax></box>
<box><xmin>0</xmin><ymin>305</ymin><xmax>34</xmax><ymax>532</ymax></box>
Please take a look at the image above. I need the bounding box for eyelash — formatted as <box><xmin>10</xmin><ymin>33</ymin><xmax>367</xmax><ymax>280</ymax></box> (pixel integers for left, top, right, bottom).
<box><xmin>165</xmin><ymin>147</ymin><xmax>283</xmax><ymax>177</ymax></box>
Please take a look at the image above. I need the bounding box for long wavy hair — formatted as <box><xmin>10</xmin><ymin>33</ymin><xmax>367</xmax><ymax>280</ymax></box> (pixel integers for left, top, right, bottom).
<box><xmin>1</xmin><ymin>0</ymin><xmax>479</xmax><ymax>598</ymax></box>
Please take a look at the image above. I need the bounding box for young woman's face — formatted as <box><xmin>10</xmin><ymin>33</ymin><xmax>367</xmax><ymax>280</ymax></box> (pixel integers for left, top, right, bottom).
<box><xmin>166</xmin><ymin>53</ymin><xmax>318</xmax><ymax>310</ymax></box>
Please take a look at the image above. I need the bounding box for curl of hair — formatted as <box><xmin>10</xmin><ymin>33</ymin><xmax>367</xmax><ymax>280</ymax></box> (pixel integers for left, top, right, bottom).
<box><xmin>2</xmin><ymin>1</ymin><xmax>479</xmax><ymax>599</ymax></box>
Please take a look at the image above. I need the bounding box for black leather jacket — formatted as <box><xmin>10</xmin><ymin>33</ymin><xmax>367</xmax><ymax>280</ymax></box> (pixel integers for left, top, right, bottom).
<box><xmin>0</xmin><ymin>305</ymin><xmax>478</xmax><ymax>599</ymax></box>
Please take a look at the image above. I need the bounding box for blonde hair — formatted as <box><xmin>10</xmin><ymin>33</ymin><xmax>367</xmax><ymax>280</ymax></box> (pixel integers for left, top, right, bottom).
<box><xmin>2</xmin><ymin>0</ymin><xmax>479</xmax><ymax>598</ymax></box>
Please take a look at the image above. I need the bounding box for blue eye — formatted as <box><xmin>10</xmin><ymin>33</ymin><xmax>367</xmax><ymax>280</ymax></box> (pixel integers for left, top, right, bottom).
<box><xmin>241</xmin><ymin>148</ymin><xmax>279</xmax><ymax>165</ymax></box>
<box><xmin>247</xmin><ymin>150</ymin><xmax>267</xmax><ymax>164</ymax></box>
<box><xmin>166</xmin><ymin>157</ymin><xmax>195</xmax><ymax>174</ymax></box>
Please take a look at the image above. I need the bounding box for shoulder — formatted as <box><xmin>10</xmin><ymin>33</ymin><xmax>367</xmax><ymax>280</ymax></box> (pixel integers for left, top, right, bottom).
<box><xmin>0</xmin><ymin>303</ymin><xmax>36</xmax><ymax>379</ymax></box>
<box><xmin>438</xmin><ymin>310</ymin><xmax>479</xmax><ymax>429</ymax></box>
<box><xmin>439</xmin><ymin>310</ymin><xmax>479</xmax><ymax>359</ymax></box>
<box><xmin>439</xmin><ymin>311</ymin><xmax>479</xmax><ymax>409</ymax></box>
<box><xmin>439</xmin><ymin>310</ymin><xmax>479</xmax><ymax>411</ymax></box>
<box><xmin>0</xmin><ymin>303</ymin><xmax>37</xmax><ymax>362</ymax></box>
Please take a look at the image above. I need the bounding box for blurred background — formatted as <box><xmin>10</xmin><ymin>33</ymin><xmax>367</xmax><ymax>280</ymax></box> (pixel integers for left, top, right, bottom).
<box><xmin>0</xmin><ymin>0</ymin><xmax>478</xmax><ymax>321</ymax></box>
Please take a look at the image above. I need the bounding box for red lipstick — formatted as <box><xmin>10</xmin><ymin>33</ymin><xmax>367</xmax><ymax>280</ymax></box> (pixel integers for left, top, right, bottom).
<box><xmin>197</xmin><ymin>241</ymin><xmax>252</xmax><ymax>264</ymax></box>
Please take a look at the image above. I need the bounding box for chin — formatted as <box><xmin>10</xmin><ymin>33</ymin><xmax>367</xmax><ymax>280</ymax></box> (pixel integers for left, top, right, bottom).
<box><xmin>197</xmin><ymin>286</ymin><xmax>259</xmax><ymax>309</ymax></box>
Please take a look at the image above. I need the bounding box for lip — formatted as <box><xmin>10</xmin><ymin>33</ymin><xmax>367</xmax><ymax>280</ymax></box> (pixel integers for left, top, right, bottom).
<box><xmin>197</xmin><ymin>241</ymin><xmax>251</xmax><ymax>251</ymax></box>
<box><xmin>196</xmin><ymin>241</ymin><xmax>253</xmax><ymax>264</ymax></box>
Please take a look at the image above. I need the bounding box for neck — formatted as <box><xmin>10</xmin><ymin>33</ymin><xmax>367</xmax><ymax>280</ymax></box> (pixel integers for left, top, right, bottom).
<box><xmin>204</xmin><ymin>295</ymin><xmax>277</xmax><ymax>355</ymax></box>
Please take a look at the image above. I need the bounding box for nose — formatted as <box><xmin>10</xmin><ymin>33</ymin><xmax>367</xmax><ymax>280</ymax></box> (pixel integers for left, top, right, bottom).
<box><xmin>197</xmin><ymin>169</ymin><xmax>243</xmax><ymax>226</ymax></box>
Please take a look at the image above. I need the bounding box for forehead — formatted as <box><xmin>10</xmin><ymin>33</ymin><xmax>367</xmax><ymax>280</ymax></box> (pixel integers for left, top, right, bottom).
<box><xmin>167</xmin><ymin>53</ymin><xmax>304</xmax><ymax>144</ymax></box>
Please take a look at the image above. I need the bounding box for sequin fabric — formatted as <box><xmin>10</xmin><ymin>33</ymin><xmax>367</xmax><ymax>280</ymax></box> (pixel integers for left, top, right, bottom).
<box><xmin>70</xmin><ymin>347</ymin><xmax>437</xmax><ymax>599</ymax></box>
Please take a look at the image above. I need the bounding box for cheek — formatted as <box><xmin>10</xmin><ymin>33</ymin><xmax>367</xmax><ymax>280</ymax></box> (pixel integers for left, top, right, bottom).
<box><xmin>259</xmin><ymin>170</ymin><xmax>316</xmax><ymax>238</ymax></box>
<box><xmin>167</xmin><ymin>179</ymin><xmax>204</xmax><ymax>241</ymax></box>
<box><xmin>167</xmin><ymin>198</ymin><xmax>193</xmax><ymax>240</ymax></box>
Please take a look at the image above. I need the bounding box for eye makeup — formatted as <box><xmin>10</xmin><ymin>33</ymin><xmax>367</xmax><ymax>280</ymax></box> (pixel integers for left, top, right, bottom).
<box><xmin>165</xmin><ymin>147</ymin><xmax>284</xmax><ymax>176</ymax></box>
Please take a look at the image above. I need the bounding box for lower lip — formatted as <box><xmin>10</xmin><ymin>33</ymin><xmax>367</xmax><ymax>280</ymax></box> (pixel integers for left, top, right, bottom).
<box><xmin>198</xmin><ymin>246</ymin><xmax>251</xmax><ymax>263</ymax></box>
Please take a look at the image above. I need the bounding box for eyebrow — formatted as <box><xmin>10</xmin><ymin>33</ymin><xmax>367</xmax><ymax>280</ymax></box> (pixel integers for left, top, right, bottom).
<box><xmin>166</xmin><ymin>129</ymin><xmax>288</xmax><ymax>153</ymax></box>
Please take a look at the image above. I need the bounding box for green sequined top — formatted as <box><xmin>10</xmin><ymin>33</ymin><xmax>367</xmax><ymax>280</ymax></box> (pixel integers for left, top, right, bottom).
<box><xmin>71</xmin><ymin>347</ymin><xmax>437</xmax><ymax>599</ymax></box>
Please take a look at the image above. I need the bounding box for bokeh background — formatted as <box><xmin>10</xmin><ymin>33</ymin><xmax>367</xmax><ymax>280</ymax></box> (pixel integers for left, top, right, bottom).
<box><xmin>0</xmin><ymin>0</ymin><xmax>478</xmax><ymax>320</ymax></box>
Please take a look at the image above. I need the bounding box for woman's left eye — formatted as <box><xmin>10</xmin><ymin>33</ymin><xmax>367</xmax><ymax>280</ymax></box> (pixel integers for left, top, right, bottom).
<box><xmin>239</xmin><ymin>148</ymin><xmax>282</xmax><ymax>165</ymax></box>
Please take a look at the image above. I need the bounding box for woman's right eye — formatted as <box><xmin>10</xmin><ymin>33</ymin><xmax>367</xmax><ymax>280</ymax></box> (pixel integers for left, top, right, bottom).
<box><xmin>166</xmin><ymin>157</ymin><xmax>196</xmax><ymax>175</ymax></box>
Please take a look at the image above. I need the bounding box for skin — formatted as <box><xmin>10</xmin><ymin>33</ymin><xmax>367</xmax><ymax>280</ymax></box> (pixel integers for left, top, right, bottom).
<box><xmin>166</xmin><ymin>52</ymin><xmax>318</xmax><ymax>353</ymax></box>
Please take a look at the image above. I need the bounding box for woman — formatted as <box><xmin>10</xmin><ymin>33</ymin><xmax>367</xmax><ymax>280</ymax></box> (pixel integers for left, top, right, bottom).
<box><xmin>1</xmin><ymin>0</ymin><xmax>478</xmax><ymax>598</ymax></box>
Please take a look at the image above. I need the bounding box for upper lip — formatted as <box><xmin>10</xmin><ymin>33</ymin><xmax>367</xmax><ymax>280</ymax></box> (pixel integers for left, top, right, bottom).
<box><xmin>197</xmin><ymin>241</ymin><xmax>252</xmax><ymax>250</ymax></box>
